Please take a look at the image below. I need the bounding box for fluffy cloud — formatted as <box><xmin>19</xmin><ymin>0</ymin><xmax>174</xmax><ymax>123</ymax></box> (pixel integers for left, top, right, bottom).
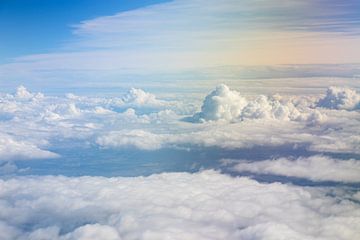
<box><xmin>189</xmin><ymin>84</ymin><xmax>311</xmax><ymax>123</ymax></box>
<box><xmin>190</xmin><ymin>84</ymin><xmax>247</xmax><ymax>122</ymax></box>
<box><xmin>0</xmin><ymin>133</ymin><xmax>58</xmax><ymax>162</ymax></box>
<box><xmin>317</xmin><ymin>86</ymin><xmax>360</xmax><ymax>110</ymax></box>
<box><xmin>120</xmin><ymin>88</ymin><xmax>163</xmax><ymax>107</ymax></box>
<box><xmin>96</xmin><ymin>130</ymin><xmax>164</xmax><ymax>150</ymax></box>
<box><xmin>0</xmin><ymin>171</ymin><xmax>359</xmax><ymax>240</ymax></box>
<box><xmin>1</xmin><ymin>85</ymin><xmax>360</xmax><ymax>162</ymax></box>
<box><xmin>232</xmin><ymin>155</ymin><xmax>360</xmax><ymax>183</ymax></box>
<box><xmin>14</xmin><ymin>85</ymin><xmax>44</xmax><ymax>100</ymax></box>
<box><xmin>62</xmin><ymin>224</ymin><xmax>121</xmax><ymax>240</ymax></box>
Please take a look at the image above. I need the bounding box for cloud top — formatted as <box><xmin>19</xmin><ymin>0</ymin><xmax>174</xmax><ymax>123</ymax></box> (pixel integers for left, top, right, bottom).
<box><xmin>317</xmin><ymin>86</ymin><xmax>360</xmax><ymax>110</ymax></box>
<box><xmin>189</xmin><ymin>84</ymin><xmax>307</xmax><ymax>122</ymax></box>
<box><xmin>0</xmin><ymin>171</ymin><xmax>359</xmax><ymax>240</ymax></box>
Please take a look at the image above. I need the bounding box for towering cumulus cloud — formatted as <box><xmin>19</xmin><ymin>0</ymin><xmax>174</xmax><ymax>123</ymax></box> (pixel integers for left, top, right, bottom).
<box><xmin>317</xmin><ymin>86</ymin><xmax>360</xmax><ymax>110</ymax></box>
<box><xmin>191</xmin><ymin>84</ymin><xmax>247</xmax><ymax>122</ymax></box>
<box><xmin>189</xmin><ymin>84</ymin><xmax>306</xmax><ymax>122</ymax></box>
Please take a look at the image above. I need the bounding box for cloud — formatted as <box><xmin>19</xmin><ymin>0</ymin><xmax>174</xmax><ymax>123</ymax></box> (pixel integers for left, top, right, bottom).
<box><xmin>317</xmin><ymin>86</ymin><xmax>360</xmax><ymax>110</ymax></box>
<box><xmin>232</xmin><ymin>155</ymin><xmax>360</xmax><ymax>183</ymax></box>
<box><xmin>121</xmin><ymin>88</ymin><xmax>161</xmax><ymax>106</ymax></box>
<box><xmin>62</xmin><ymin>224</ymin><xmax>121</xmax><ymax>240</ymax></box>
<box><xmin>1</xmin><ymin>85</ymin><xmax>360</xmax><ymax>160</ymax></box>
<box><xmin>0</xmin><ymin>133</ymin><xmax>59</xmax><ymax>162</ymax></box>
<box><xmin>189</xmin><ymin>84</ymin><xmax>247</xmax><ymax>122</ymax></box>
<box><xmin>188</xmin><ymin>84</ymin><xmax>313</xmax><ymax>123</ymax></box>
<box><xmin>96</xmin><ymin>130</ymin><xmax>164</xmax><ymax>150</ymax></box>
<box><xmin>109</xmin><ymin>87</ymin><xmax>181</xmax><ymax>112</ymax></box>
<box><xmin>0</xmin><ymin>171</ymin><xmax>359</xmax><ymax>240</ymax></box>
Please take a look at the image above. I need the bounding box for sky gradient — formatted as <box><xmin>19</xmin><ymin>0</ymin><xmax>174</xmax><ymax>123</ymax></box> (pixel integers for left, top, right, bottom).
<box><xmin>1</xmin><ymin>0</ymin><xmax>360</xmax><ymax>88</ymax></box>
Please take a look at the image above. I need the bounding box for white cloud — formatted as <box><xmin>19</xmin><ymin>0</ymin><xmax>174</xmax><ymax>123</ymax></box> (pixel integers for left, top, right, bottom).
<box><xmin>62</xmin><ymin>224</ymin><xmax>121</xmax><ymax>240</ymax></box>
<box><xmin>120</xmin><ymin>88</ymin><xmax>162</xmax><ymax>107</ymax></box>
<box><xmin>0</xmin><ymin>171</ymin><xmax>359</xmax><ymax>240</ymax></box>
<box><xmin>1</xmin><ymin>85</ymin><xmax>360</xmax><ymax>161</ymax></box>
<box><xmin>190</xmin><ymin>84</ymin><xmax>248</xmax><ymax>122</ymax></box>
<box><xmin>0</xmin><ymin>133</ymin><xmax>58</xmax><ymax>162</ymax></box>
<box><xmin>232</xmin><ymin>155</ymin><xmax>360</xmax><ymax>183</ymax></box>
<box><xmin>189</xmin><ymin>84</ymin><xmax>314</xmax><ymax>123</ymax></box>
<box><xmin>96</xmin><ymin>130</ymin><xmax>164</xmax><ymax>150</ymax></box>
<box><xmin>317</xmin><ymin>86</ymin><xmax>360</xmax><ymax>110</ymax></box>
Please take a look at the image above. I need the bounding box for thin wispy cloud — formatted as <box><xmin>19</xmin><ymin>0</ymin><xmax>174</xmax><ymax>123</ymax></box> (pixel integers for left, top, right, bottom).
<box><xmin>1</xmin><ymin>0</ymin><xmax>360</xmax><ymax>86</ymax></box>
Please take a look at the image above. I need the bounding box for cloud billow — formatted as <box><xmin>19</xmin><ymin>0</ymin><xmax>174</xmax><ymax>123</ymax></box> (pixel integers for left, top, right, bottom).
<box><xmin>317</xmin><ymin>86</ymin><xmax>360</xmax><ymax>110</ymax></box>
<box><xmin>188</xmin><ymin>84</ymin><xmax>312</xmax><ymax>123</ymax></box>
<box><xmin>0</xmin><ymin>171</ymin><xmax>359</xmax><ymax>240</ymax></box>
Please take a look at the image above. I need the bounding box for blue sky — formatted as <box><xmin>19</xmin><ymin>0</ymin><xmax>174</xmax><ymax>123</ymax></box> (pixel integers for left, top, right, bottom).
<box><xmin>0</xmin><ymin>0</ymin><xmax>360</xmax><ymax>91</ymax></box>
<box><xmin>0</xmin><ymin>0</ymin><xmax>167</xmax><ymax>61</ymax></box>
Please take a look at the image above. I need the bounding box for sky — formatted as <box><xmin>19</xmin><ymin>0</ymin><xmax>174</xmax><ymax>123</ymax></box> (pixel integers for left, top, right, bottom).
<box><xmin>0</xmin><ymin>1</ymin><xmax>360</xmax><ymax>239</ymax></box>
<box><xmin>1</xmin><ymin>0</ymin><xmax>360</xmax><ymax>91</ymax></box>
<box><xmin>0</xmin><ymin>0</ymin><xmax>167</xmax><ymax>61</ymax></box>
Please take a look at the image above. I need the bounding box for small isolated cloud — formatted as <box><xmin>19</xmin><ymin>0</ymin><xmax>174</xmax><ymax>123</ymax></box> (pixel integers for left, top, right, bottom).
<box><xmin>317</xmin><ymin>86</ymin><xmax>360</xmax><ymax>110</ymax></box>
<box><xmin>233</xmin><ymin>155</ymin><xmax>360</xmax><ymax>183</ymax></box>
<box><xmin>188</xmin><ymin>84</ymin><xmax>311</xmax><ymax>123</ymax></box>
<box><xmin>0</xmin><ymin>171</ymin><xmax>359</xmax><ymax>239</ymax></box>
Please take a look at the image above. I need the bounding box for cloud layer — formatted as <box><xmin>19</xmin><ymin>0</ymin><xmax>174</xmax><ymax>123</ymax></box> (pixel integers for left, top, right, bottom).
<box><xmin>0</xmin><ymin>84</ymin><xmax>359</xmax><ymax>239</ymax></box>
<box><xmin>1</xmin><ymin>85</ymin><xmax>359</xmax><ymax>163</ymax></box>
<box><xmin>0</xmin><ymin>171</ymin><xmax>359</xmax><ymax>240</ymax></box>
<box><xmin>233</xmin><ymin>155</ymin><xmax>360</xmax><ymax>183</ymax></box>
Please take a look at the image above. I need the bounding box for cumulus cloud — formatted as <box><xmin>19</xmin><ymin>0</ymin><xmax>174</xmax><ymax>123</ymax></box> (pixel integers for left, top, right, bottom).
<box><xmin>0</xmin><ymin>133</ymin><xmax>58</xmax><ymax>162</ymax></box>
<box><xmin>14</xmin><ymin>85</ymin><xmax>44</xmax><ymax>100</ymax></box>
<box><xmin>232</xmin><ymin>155</ymin><xmax>360</xmax><ymax>183</ymax></box>
<box><xmin>121</xmin><ymin>88</ymin><xmax>162</xmax><ymax>107</ymax></box>
<box><xmin>0</xmin><ymin>171</ymin><xmax>359</xmax><ymax>240</ymax></box>
<box><xmin>317</xmin><ymin>86</ymin><xmax>360</xmax><ymax>110</ymax></box>
<box><xmin>190</xmin><ymin>84</ymin><xmax>247</xmax><ymax>122</ymax></box>
<box><xmin>189</xmin><ymin>84</ymin><xmax>312</xmax><ymax>123</ymax></box>
<box><xmin>1</xmin><ymin>85</ymin><xmax>360</xmax><ymax>163</ymax></box>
